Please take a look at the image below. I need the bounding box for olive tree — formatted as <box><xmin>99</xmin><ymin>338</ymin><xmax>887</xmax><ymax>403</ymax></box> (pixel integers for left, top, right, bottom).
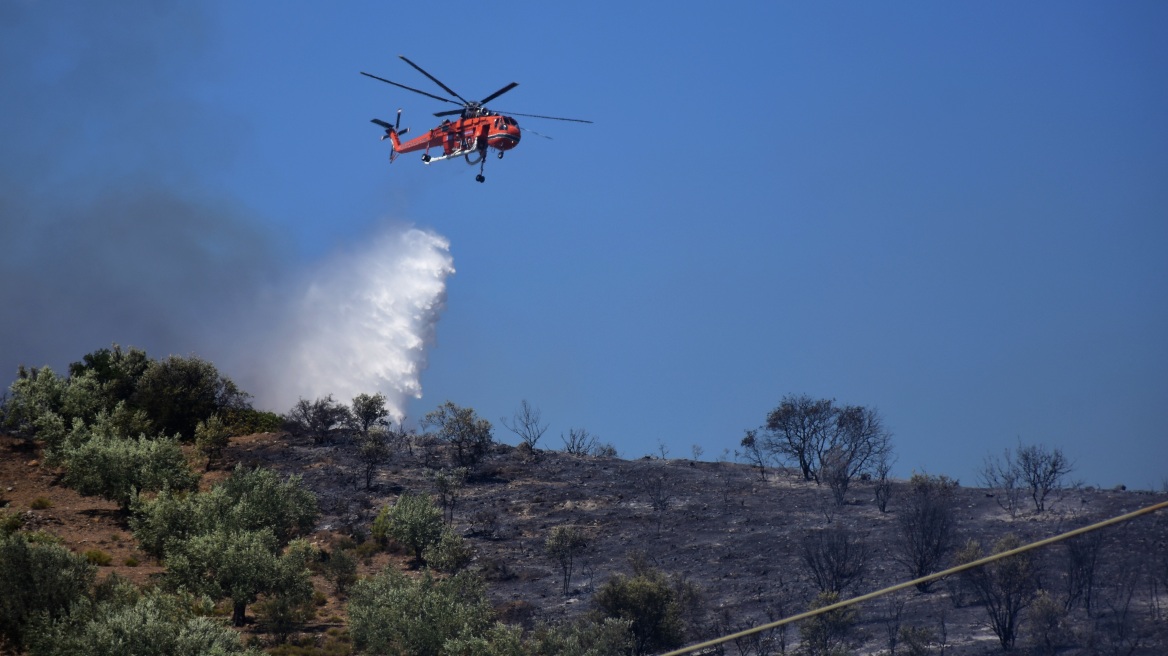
<box><xmin>60</xmin><ymin>432</ymin><xmax>199</xmax><ymax>509</ymax></box>
<box><xmin>546</xmin><ymin>525</ymin><xmax>589</xmax><ymax>595</ymax></box>
<box><xmin>0</xmin><ymin>532</ymin><xmax>96</xmax><ymax>652</ymax></box>
<box><xmin>372</xmin><ymin>492</ymin><xmax>443</xmax><ymax>564</ymax></box>
<box><xmin>348</xmin><ymin>569</ymin><xmax>494</xmax><ymax>656</ymax></box>
<box><xmin>283</xmin><ymin>395</ymin><xmax>352</xmax><ymax>445</ymax></box>
<box><xmin>132</xmin><ymin>354</ymin><xmax>250</xmax><ymax>441</ymax></box>
<box><xmin>424</xmin><ymin>401</ymin><xmax>494</xmax><ymax>470</ymax></box>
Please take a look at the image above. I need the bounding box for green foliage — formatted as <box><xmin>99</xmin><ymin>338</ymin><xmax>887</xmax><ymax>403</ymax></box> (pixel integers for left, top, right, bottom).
<box><xmin>350</xmin><ymin>392</ymin><xmax>390</xmax><ymax>433</ymax></box>
<box><xmin>423</xmin><ymin>528</ymin><xmax>474</xmax><ymax>573</ymax></box>
<box><xmin>526</xmin><ymin>618</ymin><xmax>635</xmax><ymax>656</ymax></box>
<box><xmin>798</xmin><ymin>591</ymin><xmax>857</xmax><ymax>656</ymax></box>
<box><xmin>165</xmin><ymin>528</ymin><xmax>314</xmax><ymax>627</ymax></box>
<box><xmin>593</xmin><ymin>564</ymin><xmax>685</xmax><ymax>655</ymax></box>
<box><xmin>546</xmin><ymin>524</ymin><xmax>588</xmax><ymax>595</ymax></box>
<box><xmin>423</xmin><ymin>401</ymin><xmax>494</xmax><ymax>470</ymax></box>
<box><xmin>3</xmin><ymin>365</ymin><xmax>66</xmax><ymax>437</ymax></box>
<box><xmin>60</xmin><ymin>432</ymin><xmax>199</xmax><ymax>508</ymax></box>
<box><xmin>442</xmin><ymin>622</ymin><xmax>525</xmax><ymax>656</ymax></box>
<box><xmin>131</xmin><ymin>465</ymin><xmax>318</xmax><ymax>559</ymax></box>
<box><xmin>221</xmin><ymin>407</ymin><xmax>282</xmax><ymax>435</ymax></box>
<box><xmin>322</xmin><ymin>548</ymin><xmax>358</xmax><ymax>594</ymax></box>
<box><xmin>30</xmin><ymin>496</ymin><xmax>53</xmax><ymax>510</ymax></box>
<box><xmin>67</xmin><ymin>344</ymin><xmax>151</xmax><ymax>409</ymax></box>
<box><xmin>133</xmin><ymin>354</ymin><xmax>250</xmax><ymax>441</ymax></box>
<box><xmin>372</xmin><ymin>492</ymin><xmax>443</xmax><ymax>563</ymax></box>
<box><xmin>26</xmin><ymin>589</ymin><xmax>263</xmax><ymax>656</ymax></box>
<box><xmin>84</xmin><ymin>549</ymin><xmax>113</xmax><ymax>566</ymax></box>
<box><xmin>348</xmin><ymin>569</ymin><xmax>494</xmax><ymax>656</ymax></box>
<box><xmin>195</xmin><ymin>413</ymin><xmax>232</xmax><ymax>469</ymax></box>
<box><xmin>0</xmin><ymin>531</ymin><xmax>96</xmax><ymax>651</ymax></box>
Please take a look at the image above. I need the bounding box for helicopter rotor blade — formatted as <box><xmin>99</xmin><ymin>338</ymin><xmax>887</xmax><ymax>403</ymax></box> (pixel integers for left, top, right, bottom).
<box><xmin>360</xmin><ymin>72</ymin><xmax>461</xmax><ymax>106</ymax></box>
<box><xmin>494</xmin><ymin>110</ymin><xmax>593</xmax><ymax>124</ymax></box>
<box><xmin>398</xmin><ymin>55</ymin><xmax>471</xmax><ymax>105</ymax></box>
<box><xmin>434</xmin><ymin>108</ymin><xmax>464</xmax><ymax>118</ymax></box>
<box><xmin>479</xmin><ymin>82</ymin><xmax>518</xmax><ymax>106</ymax></box>
<box><xmin>519</xmin><ymin>126</ymin><xmax>553</xmax><ymax>140</ymax></box>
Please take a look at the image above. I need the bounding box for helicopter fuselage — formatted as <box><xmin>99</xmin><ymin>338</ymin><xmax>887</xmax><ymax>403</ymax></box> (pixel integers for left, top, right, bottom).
<box><xmin>389</xmin><ymin>114</ymin><xmax>521</xmax><ymax>162</ymax></box>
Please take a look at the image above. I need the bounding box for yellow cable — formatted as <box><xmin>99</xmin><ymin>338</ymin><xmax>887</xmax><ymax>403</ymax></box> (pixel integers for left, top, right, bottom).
<box><xmin>659</xmin><ymin>499</ymin><xmax>1168</xmax><ymax>656</ymax></box>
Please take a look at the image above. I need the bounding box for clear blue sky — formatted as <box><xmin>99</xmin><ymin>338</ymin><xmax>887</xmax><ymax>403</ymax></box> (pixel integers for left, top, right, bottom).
<box><xmin>3</xmin><ymin>1</ymin><xmax>1166</xmax><ymax>489</ymax></box>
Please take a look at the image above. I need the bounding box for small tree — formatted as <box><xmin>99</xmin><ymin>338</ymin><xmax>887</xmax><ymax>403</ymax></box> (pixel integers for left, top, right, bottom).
<box><xmin>981</xmin><ymin>440</ymin><xmax>1073</xmax><ymax>514</ymax></box>
<box><xmin>594</xmin><ymin>565</ymin><xmax>686</xmax><ymax>655</ymax></box>
<box><xmin>1062</xmin><ymin>526</ymin><xmax>1105</xmax><ymax>614</ymax></box>
<box><xmin>800</xmin><ymin>529</ymin><xmax>869</xmax><ymax>595</ymax></box>
<box><xmin>194</xmin><ymin>413</ymin><xmax>231</xmax><ymax>470</ymax></box>
<box><xmin>798</xmin><ymin>591</ymin><xmax>858</xmax><ymax>656</ymax></box>
<box><xmin>350</xmin><ymin>392</ymin><xmax>390</xmax><ymax>433</ymax></box>
<box><xmin>562</xmin><ymin>427</ymin><xmax>599</xmax><ymax>456</ymax></box>
<box><xmin>348</xmin><ymin>569</ymin><xmax>493</xmax><ymax>656</ymax></box>
<box><xmin>546</xmin><ymin>525</ymin><xmax>589</xmax><ymax>595</ymax></box>
<box><xmin>423</xmin><ymin>529</ymin><xmax>474</xmax><ymax>573</ymax></box>
<box><xmin>132</xmin><ymin>354</ymin><xmax>250</xmax><ymax>441</ymax></box>
<box><xmin>501</xmin><ymin>399</ymin><xmax>549</xmax><ymax>450</ymax></box>
<box><xmin>61</xmin><ymin>432</ymin><xmax>199</xmax><ymax>509</ymax></box>
<box><xmin>955</xmin><ymin>535</ymin><xmax>1040</xmax><ymax>650</ymax></box>
<box><xmin>283</xmin><ymin>395</ymin><xmax>352</xmax><ymax>445</ymax></box>
<box><xmin>0</xmin><ymin>532</ymin><xmax>96</xmax><ymax>651</ymax></box>
<box><xmin>432</xmin><ymin>467</ymin><xmax>468</xmax><ymax>524</ymax></box>
<box><xmin>895</xmin><ymin>473</ymin><xmax>958</xmax><ymax>591</ymax></box>
<box><xmin>373</xmin><ymin>492</ymin><xmax>443</xmax><ymax>564</ymax></box>
<box><xmin>738</xmin><ymin>429</ymin><xmax>768</xmax><ymax>481</ymax></box>
<box><xmin>643</xmin><ymin>471</ymin><xmax>673</xmax><ymax>536</ymax></box>
<box><xmin>980</xmin><ymin>447</ymin><xmax>1024</xmax><ymax>518</ymax></box>
<box><xmin>357</xmin><ymin>425</ymin><xmax>395</xmax><ymax>490</ymax></box>
<box><xmin>424</xmin><ymin>401</ymin><xmax>494</xmax><ymax>470</ymax></box>
<box><xmin>874</xmin><ymin>450</ymin><xmax>894</xmax><ymax>513</ymax></box>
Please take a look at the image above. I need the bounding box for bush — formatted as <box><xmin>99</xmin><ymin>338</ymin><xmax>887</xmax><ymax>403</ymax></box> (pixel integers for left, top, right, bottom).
<box><xmin>30</xmin><ymin>496</ymin><xmax>52</xmax><ymax>510</ymax></box>
<box><xmin>132</xmin><ymin>354</ymin><xmax>250</xmax><ymax>441</ymax></box>
<box><xmin>26</xmin><ymin>590</ymin><xmax>263</xmax><ymax>656</ymax></box>
<box><xmin>372</xmin><ymin>492</ymin><xmax>443</xmax><ymax>564</ymax></box>
<box><xmin>348</xmin><ymin>569</ymin><xmax>493</xmax><ymax>656</ymax></box>
<box><xmin>423</xmin><ymin>529</ymin><xmax>474</xmax><ymax>573</ymax></box>
<box><xmin>423</xmin><ymin>401</ymin><xmax>494</xmax><ymax>470</ymax></box>
<box><xmin>84</xmin><ymin>549</ymin><xmax>112</xmax><ymax>566</ymax></box>
<box><xmin>60</xmin><ymin>433</ymin><xmax>199</xmax><ymax>509</ymax></box>
<box><xmin>797</xmin><ymin>591</ymin><xmax>857</xmax><ymax>656</ymax></box>
<box><xmin>594</xmin><ymin>565</ymin><xmax>685</xmax><ymax>655</ymax></box>
<box><xmin>0</xmin><ymin>531</ymin><xmax>96</xmax><ymax>651</ymax></box>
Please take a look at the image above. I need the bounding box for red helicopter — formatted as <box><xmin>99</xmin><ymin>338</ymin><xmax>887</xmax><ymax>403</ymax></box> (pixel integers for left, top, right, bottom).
<box><xmin>362</xmin><ymin>56</ymin><xmax>591</xmax><ymax>182</ymax></box>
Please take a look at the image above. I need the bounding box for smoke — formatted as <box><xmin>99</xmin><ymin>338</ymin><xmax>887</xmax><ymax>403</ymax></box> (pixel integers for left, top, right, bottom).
<box><xmin>249</xmin><ymin>226</ymin><xmax>455</xmax><ymax>418</ymax></box>
<box><xmin>0</xmin><ymin>2</ymin><xmax>455</xmax><ymax>417</ymax></box>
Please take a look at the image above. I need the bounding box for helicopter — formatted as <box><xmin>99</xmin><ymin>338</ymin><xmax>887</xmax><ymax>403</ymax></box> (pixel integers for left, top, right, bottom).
<box><xmin>362</xmin><ymin>56</ymin><xmax>592</xmax><ymax>182</ymax></box>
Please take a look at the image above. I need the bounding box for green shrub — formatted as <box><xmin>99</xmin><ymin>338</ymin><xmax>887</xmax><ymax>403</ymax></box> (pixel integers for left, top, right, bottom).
<box><xmin>0</xmin><ymin>531</ymin><xmax>95</xmax><ymax>651</ymax></box>
<box><xmin>30</xmin><ymin>496</ymin><xmax>52</xmax><ymax>510</ymax></box>
<box><xmin>423</xmin><ymin>529</ymin><xmax>474</xmax><ymax>573</ymax></box>
<box><xmin>84</xmin><ymin>549</ymin><xmax>112</xmax><ymax>566</ymax></box>
<box><xmin>60</xmin><ymin>433</ymin><xmax>199</xmax><ymax>509</ymax></box>
<box><xmin>348</xmin><ymin>569</ymin><xmax>493</xmax><ymax>656</ymax></box>
<box><xmin>594</xmin><ymin>566</ymin><xmax>685</xmax><ymax>655</ymax></box>
<box><xmin>372</xmin><ymin>492</ymin><xmax>442</xmax><ymax>564</ymax></box>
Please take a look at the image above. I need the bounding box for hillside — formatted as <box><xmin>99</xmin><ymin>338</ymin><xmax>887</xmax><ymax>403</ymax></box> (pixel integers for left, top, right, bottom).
<box><xmin>2</xmin><ymin>429</ymin><xmax>1167</xmax><ymax>655</ymax></box>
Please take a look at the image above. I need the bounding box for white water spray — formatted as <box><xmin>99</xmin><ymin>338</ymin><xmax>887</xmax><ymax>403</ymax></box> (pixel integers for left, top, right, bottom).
<box><xmin>254</xmin><ymin>225</ymin><xmax>455</xmax><ymax>419</ymax></box>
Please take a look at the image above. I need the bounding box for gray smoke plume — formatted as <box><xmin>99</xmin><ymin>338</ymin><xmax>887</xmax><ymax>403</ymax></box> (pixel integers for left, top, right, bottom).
<box><xmin>0</xmin><ymin>2</ymin><xmax>454</xmax><ymax>416</ymax></box>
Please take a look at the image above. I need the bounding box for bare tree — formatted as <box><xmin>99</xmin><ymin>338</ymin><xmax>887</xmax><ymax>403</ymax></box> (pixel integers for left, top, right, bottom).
<box><xmin>1062</xmin><ymin>525</ymin><xmax>1105</xmax><ymax>614</ymax></box>
<box><xmin>643</xmin><ymin>470</ymin><xmax>673</xmax><ymax>536</ymax></box>
<box><xmin>1017</xmin><ymin>442</ymin><xmax>1074</xmax><ymax>513</ymax></box>
<box><xmin>356</xmin><ymin>425</ymin><xmax>392</xmax><ymax>490</ymax></box>
<box><xmin>980</xmin><ymin>447</ymin><xmax>1024</xmax><ymax>518</ymax></box>
<box><xmin>738</xmin><ymin>429</ymin><xmax>769</xmax><ymax>481</ymax></box>
<box><xmin>431</xmin><ymin>466</ymin><xmax>468</xmax><ymax>524</ymax></box>
<box><xmin>895</xmin><ymin>473</ymin><xmax>959</xmax><ymax>591</ymax></box>
<box><xmin>500</xmin><ymin>399</ymin><xmax>548</xmax><ymax>450</ymax></box>
<box><xmin>955</xmin><ymin>534</ymin><xmax>1040</xmax><ymax>651</ymax></box>
<box><xmin>762</xmin><ymin>394</ymin><xmax>835</xmax><ymax>482</ymax></box>
<box><xmin>874</xmin><ymin>450</ymin><xmax>894</xmax><ymax>513</ymax></box>
<box><xmin>800</xmin><ymin>529</ymin><xmax>870</xmax><ymax>595</ymax></box>
<box><xmin>561</xmin><ymin>427</ymin><xmax>599</xmax><ymax>456</ymax></box>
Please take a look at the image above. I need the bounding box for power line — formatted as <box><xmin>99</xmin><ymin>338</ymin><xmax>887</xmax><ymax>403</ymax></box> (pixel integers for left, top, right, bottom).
<box><xmin>659</xmin><ymin>499</ymin><xmax>1168</xmax><ymax>656</ymax></box>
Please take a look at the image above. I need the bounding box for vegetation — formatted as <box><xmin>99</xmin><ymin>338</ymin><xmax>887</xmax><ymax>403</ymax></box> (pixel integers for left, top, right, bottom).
<box><xmin>372</xmin><ymin>491</ymin><xmax>443</xmax><ymax>564</ymax></box>
<box><xmin>546</xmin><ymin>524</ymin><xmax>589</xmax><ymax>595</ymax></box>
<box><xmin>423</xmin><ymin>401</ymin><xmax>494</xmax><ymax>470</ymax></box>
<box><xmin>0</xmin><ymin>531</ymin><xmax>95</xmax><ymax>651</ymax></box>
<box><xmin>895</xmin><ymin>472</ymin><xmax>958</xmax><ymax>591</ymax></box>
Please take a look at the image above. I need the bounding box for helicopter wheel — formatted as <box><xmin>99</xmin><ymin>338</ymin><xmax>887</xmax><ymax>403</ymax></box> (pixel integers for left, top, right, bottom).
<box><xmin>475</xmin><ymin>174</ymin><xmax>485</xmax><ymax>183</ymax></box>
<box><xmin>421</xmin><ymin>154</ymin><xmax>431</xmax><ymax>162</ymax></box>
<box><xmin>497</xmin><ymin>151</ymin><xmax>504</xmax><ymax>159</ymax></box>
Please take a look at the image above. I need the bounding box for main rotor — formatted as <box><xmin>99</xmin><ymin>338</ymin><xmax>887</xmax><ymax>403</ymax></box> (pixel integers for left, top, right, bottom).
<box><xmin>360</xmin><ymin>55</ymin><xmax>591</xmax><ymax>124</ymax></box>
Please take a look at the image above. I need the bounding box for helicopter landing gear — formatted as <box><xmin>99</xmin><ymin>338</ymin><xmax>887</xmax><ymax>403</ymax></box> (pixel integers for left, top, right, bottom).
<box><xmin>475</xmin><ymin>147</ymin><xmax>487</xmax><ymax>182</ymax></box>
<box><xmin>475</xmin><ymin>174</ymin><xmax>485</xmax><ymax>183</ymax></box>
<box><xmin>421</xmin><ymin>153</ymin><xmax>432</xmax><ymax>163</ymax></box>
<box><xmin>497</xmin><ymin>151</ymin><xmax>504</xmax><ymax>159</ymax></box>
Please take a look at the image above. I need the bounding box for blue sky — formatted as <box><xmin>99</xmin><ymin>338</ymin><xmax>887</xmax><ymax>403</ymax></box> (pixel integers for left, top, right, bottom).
<box><xmin>3</xmin><ymin>1</ymin><xmax>1166</xmax><ymax>489</ymax></box>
